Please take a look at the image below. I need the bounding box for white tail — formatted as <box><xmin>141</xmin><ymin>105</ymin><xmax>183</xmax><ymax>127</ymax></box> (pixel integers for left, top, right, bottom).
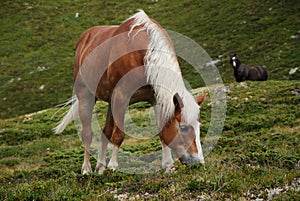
<box><xmin>53</xmin><ymin>96</ymin><xmax>78</xmax><ymax>134</ymax></box>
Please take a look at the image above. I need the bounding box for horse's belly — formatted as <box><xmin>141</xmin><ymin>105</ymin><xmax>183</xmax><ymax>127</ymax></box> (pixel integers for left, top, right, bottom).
<box><xmin>129</xmin><ymin>86</ymin><xmax>155</xmax><ymax>104</ymax></box>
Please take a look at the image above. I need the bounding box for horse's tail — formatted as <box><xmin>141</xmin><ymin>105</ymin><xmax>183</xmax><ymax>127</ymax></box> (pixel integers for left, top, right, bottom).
<box><xmin>53</xmin><ymin>95</ymin><xmax>78</xmax><ymax>134</ymax></box>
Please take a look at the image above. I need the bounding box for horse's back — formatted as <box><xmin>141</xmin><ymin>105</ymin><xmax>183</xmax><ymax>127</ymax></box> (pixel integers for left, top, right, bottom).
<box><xmin>75</xmin><ymin>26</ymin><xmax>118</xmax><ymax>70</ymax></box>
<box><xmin>75</xmin><ymin>19</ymin><xmax>150</xmax><ymax>75</ymax></box>
<box><xmin>106</xmin><ymin>18</ymin><xmax>149</xmax><ymax>80</ymax></box>
<box><xmin>246</xmin><ymin>66</ymin><xmax>268</xmax><ymax>81</ymax></box>
<box><xmin>74</xmin><ymin>19</ymin><xmax>152</xmax><ymax>102</ymax></box>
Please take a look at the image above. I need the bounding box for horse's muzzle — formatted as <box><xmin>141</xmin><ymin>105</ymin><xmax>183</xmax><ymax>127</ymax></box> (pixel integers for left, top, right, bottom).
<box><xmin>180</xmin><ymin>153</ymin><xmax>201</xmax><ymax>165</ymax></box>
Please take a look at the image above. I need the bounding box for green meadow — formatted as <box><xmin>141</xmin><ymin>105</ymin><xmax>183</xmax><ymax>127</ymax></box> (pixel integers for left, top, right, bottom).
<box><xmin>0</xmin><ymin>0</ymin><xmax>299</xmax><ymax>200</ymax></box>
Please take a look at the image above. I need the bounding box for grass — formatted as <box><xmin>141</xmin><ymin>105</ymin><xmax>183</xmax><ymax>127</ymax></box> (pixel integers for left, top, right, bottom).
<box><xmin>0</xmin><ymin>0</ymin><xmax>299</xmax><ymax>118</ymax></box>
<box><xmin>1</xmin><ymin>0</ymin><xmax>300</xmax><ymax>200</ymax></box>
<box><xmin>0</xmin><ymin>80</ymin><xmax>299</xmax><ymax>200</ymax></box>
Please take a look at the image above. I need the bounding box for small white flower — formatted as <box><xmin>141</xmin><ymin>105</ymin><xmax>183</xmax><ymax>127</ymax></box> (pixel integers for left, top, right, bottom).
<box><xmin>291</xmin><ymin>35</ymin><xmax>299</xmax><ymax>39</ymax></box>
<box><xmin>8</xmin><ymin>78</ymin><xmax>14</xmax><ymax>83</ymax></box>
<box><xmin>289</xmin><ymin>67</ymin><xmax>298</xmax><ymax>75</ymax></box>
<box><xmin>39</xmin><ymin>85</ymin><xmax>44</xmax><ymax>91</ymax></box>
<box><xmin>37</xmin><ymin>66</ymin><xmax>47</xmax><ymax>71</ymax></box>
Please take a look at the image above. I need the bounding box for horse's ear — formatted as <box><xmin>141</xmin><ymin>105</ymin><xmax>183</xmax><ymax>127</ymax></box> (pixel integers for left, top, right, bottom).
<box><xmin>196</xmin><ymin>93</ymin><xmax>207</xmax><ymax>105</ymax></box>
<box><xmin>173</xmin><ymin>93</ymin><xmax>184</xmax><ymax>114</ymax></box>
<box><xmin>230</xmin><ymin>53</ymin><xmax>237</xmax><ymax>58</ymax></box>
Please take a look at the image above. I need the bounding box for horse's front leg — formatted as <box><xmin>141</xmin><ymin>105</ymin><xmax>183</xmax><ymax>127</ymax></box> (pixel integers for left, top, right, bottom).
<box><xmin>107</xmin><ymin>90</ymin><xmax>126</xmax><ymax>171</ymax></box>
<box><xmin>95</xmin><ymin>104</ymin><xmax>114</xmax><ymax>174</ymax></box>
<box><xmin>78</xmin><ymin>90</ymin><xmax>95</xmax><ymax>175</ymax></box>
<box><xmin>154</xmin><ymin>105</ymin><xmax>175</xmax><ymax>173</ymax></box>
<box><xmin>161</xmin><ymin>141</ymin><xmax>175</xmax><ymax>173</ymax></box>
<box><xmin>107</xmin><ymin>126</ymin><xmax>124</xmax><ymax>170</ymax></box>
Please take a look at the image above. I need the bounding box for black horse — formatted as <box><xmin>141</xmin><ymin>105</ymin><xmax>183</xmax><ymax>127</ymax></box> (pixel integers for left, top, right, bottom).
<box><xmin>229</xmin><ymin>53</ymin><xmax>268</xmax><ymax>82</ymax></box>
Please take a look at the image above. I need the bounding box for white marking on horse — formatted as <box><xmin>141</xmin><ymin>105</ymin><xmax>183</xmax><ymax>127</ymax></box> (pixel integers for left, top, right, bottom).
<box><xmin>232</xmin><ymin>57</ymin><xmax>237</xmax><ymax>67</ymax></box>
<box><xmin>107</xmin><ymin>145</ymin><xmax>119</xmax><ymax>170</ymax></box>
<box><xmin>193</xmin><ymin>121</ymin><xmax>204</xmax><ymax>163</ymax></box>
<box><xmin>233</xmin><ymin>61</ymin><xmax>236</xmax><ymax>67</ymax></box>
<box><xmin>161</xmin><ymin>142</ymin><xmax>175</xmax><ymax>173</ymax></box>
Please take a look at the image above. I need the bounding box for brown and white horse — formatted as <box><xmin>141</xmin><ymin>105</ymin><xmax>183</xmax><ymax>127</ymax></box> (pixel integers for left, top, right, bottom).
<box><xmin>54</xmin><ymin>10</ymin><xmax>206</xmax><ymax>174</ymax></box>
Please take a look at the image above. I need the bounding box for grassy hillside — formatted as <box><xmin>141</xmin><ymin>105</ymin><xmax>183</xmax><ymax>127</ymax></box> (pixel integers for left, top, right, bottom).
<box><xmin>0</xmin><ymin>80</ymin><xmax>299</xmax><ymax>200</ymax></box>
<box><xmin>0</xmin><ymin>1</ymin><xmax>299</xmax><ymax>200</ymax></box>
<box><xmin>0</xmin><ymin>0</ymin><xmax>299</xmax><ymax>118</ymax></box>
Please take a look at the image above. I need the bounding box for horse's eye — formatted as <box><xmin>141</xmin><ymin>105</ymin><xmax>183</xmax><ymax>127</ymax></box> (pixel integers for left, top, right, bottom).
<box><xmin>179</xmin><ymin>125</ymin><xmax>189</xmax><ymax>133</ymax></box>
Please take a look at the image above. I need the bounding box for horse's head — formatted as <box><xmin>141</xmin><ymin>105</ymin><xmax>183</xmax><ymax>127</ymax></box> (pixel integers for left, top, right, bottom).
<box><xmin>160</xmin><ymin>93</ymin><xmax>206</xmax><ymax>165</ymax></box>
<box><xmin>229</xmin><ymin>53</ymin><xmax>241</xmax><ymax>68</ymax></box>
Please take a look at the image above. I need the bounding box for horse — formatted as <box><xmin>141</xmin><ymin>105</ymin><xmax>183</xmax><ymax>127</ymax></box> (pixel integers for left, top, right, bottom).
<box><xmin>229</xmin><ymin>53</ymin><xmax>268</xmax><ymax>82</ymax></box>
<box><xmin>54</xmin><ymin>10</ymin><xmax>206</xmax><ymax>174</ymax></box>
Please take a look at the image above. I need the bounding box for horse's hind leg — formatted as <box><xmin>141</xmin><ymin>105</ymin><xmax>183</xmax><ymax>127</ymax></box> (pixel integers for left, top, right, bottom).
<box><xmin>77</xmin><ymin>89</ymin><xmax>95</xmax><ymax>175</ymax></box>
<box><xmin>95</xmin><ymin>104</ymin><xmax>114</xmax><ymax>174</ymax></box>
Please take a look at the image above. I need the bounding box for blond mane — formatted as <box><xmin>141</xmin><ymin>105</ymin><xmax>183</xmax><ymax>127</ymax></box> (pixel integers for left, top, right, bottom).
<box><xmin>128</xmin><ymin>10</ymin><xmax>199</xmax><ymax>125</ymax></box>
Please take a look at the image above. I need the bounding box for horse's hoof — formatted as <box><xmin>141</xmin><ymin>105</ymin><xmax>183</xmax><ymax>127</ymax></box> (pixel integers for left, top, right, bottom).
<box><xmin>82</xmin><ymin>170</ymin><xmax>90</xmax><ymax>175</ymax></box>
<box><xmin>107</xmin><ymin>166</ymin><xmax>117</xmax><ymax>171</ymax></box>
<box><xmin>107</xmin><ymin>161</ymin><xmax>118</xmax><ymax>171</ymax></box>
<box><xmin>82</xmin><ymin>163</ymin><xmax>92</xmax><ymax>175</ymax></box>
<box><xmin>165</xmin><ymin>166</ymin><xmax>176</xmax><ymax>174</ymax></box>
<box><xmin>95</xmin><ymin>164</ymin><xmax>106</xmax><ymax>174</ymax></box>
